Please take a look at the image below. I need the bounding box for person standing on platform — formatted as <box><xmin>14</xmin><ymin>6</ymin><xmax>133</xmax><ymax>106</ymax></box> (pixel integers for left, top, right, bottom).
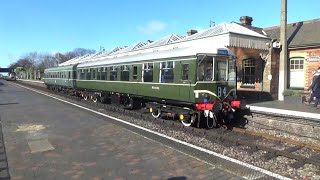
<box><xmin>306</xmin><ymin>67</ymin><xmax>320</xmax><ymax>108</ymax></box>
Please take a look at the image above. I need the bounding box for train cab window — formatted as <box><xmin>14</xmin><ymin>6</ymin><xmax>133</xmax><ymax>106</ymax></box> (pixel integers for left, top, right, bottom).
<box><xmin>160</xmin><ymin>61</ymin><xmax>174</xmax><ymax>83</ymax></box>
<box><xmin>101</xmin><ymin>67</ymin><xmax>107</xmax><ymax>80</ymax></box>
<box><xmin>228</xmin><ymin>59</ymin><xmax>236</xmax><ymax>81</ymax></box>
<box><xmin>142</xmin><ymin>63</ymin><xmax>153</xmax><ymax>82</ymax></box>
<box><xmin>181</xmin><ymin>64</ymin><xmax>189</xmax><ymax>80</ymax></box>
<box><xmin>132</xmin><ymin>66</ymin><xmax>138</xmax><ymax>80</ymax></box>
<box><xmin>110</xmin><ymin>66</ymin><xmax>117</xmax><ymax>81</ymax></box>
<box><xmin>215</xmin><ymin>58</ymin><xmax>227</xmax><ymax>81</ymax></box>
<box><xmin>121</xmin><ymin>65</ymin><xmax>130</xmax><ymax>81</ymax></box>
<box><xmin>197</xmin><ymin>56</ymin><xmax>213</xmax><ymax>81</ymax></box>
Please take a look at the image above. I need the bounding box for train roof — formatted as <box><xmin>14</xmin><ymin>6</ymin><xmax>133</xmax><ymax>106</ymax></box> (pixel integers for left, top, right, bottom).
<box><xmin>44</xmin><ymin>64</ymin><xmax>77</xmax><ymax>72</ymax></box>
<box><xmin>78</xmin><ymin>45</ymin><xmax>235</xmax><ymax>68</ymax></box>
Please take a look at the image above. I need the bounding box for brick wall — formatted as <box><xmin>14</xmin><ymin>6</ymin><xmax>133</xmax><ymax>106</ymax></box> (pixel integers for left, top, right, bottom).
<box><xmin>289</xmin><ymin>47</ymin><xmax>320</xmax><ymax>90</ymax></box>
<box><xmin>228</xmin><ymin>47</ymin><xmax>264</xmax><ymax>91</ymax></box>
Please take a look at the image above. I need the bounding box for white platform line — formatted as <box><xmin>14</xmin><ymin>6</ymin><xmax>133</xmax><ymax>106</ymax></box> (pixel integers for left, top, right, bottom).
<box><xmin>17</xmin><ymin>79</ymin><xmax>44</xmax><ymax>84</ymax></box>
<box><xmin>13</xmin><ymin>83</ymin><xmax>291</xmax><ymax>180</ymax></box>
<box><xmin>248</xmin><ymin>105</ymin><xmax>320</xmax><ymax>120</ymax></box>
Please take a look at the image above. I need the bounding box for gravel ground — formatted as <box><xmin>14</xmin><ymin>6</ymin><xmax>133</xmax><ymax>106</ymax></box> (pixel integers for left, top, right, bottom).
<box><xmin>15</xmin><ymin>82</ymin><xmax>320</xmax><ymax>179</ymax></box>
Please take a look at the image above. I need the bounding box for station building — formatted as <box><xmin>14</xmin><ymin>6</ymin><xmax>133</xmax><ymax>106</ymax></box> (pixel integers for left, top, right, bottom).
<box><xmin>60</xmin><ymin>17</ymin><xmax>320</xmax><ymax>101</ymax></box>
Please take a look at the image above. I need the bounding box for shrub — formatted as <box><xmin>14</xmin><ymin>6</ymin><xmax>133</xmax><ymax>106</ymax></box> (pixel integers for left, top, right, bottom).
<box><xmin>282</xmin><ymin>89</ymin><xmax>303</xmax><ymax>96</ymax></box>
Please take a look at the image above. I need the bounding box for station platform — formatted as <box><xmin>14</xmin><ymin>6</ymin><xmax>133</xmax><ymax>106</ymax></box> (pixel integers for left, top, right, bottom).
<box><xmin>247</xmin><ymin>99</ymin><xmax>320</xmax><ymax>120</ymax></box>
<box><xmin>1</xmin><ymin>79</ymin><xmax>269</xmax><ymax>179</ymax></box>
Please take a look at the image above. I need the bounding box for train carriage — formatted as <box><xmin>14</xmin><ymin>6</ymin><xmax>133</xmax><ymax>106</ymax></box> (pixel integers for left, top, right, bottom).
<box><xmin>44</xmin><ymin>64</ymin><xmax>77</xmax><ymax>91</ymax></box>
<box><xmin>76</xmin><ymin>45</ymin><xmax>243</xmax><ymax>127</ymax></box>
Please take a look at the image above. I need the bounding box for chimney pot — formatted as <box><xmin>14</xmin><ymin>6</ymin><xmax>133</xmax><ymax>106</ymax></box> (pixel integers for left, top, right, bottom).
<box><xmin>240</xmin><ymin>16</ymin><xmax>253</xmax><ymax>26</ymax></box>
<box><xmin>187</xmin><ymin>29</ymin><xmax>198</xmax><ymax>36</ymax></box>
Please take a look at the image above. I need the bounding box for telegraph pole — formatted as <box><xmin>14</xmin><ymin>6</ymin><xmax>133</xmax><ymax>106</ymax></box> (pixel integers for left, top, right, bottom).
<box><xmin>278</xmin><ymin>0</ymin><xmax>288</xmax><ymax>100</ymax></box>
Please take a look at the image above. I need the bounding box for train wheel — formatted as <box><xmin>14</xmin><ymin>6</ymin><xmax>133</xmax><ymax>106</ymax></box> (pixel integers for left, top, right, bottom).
<box><xmin>150</xmin><ymin>108</ymin><xmax>161</xmax><ymax>118</ymax></box>
<box><xmin>180</xmin><ymin>114</ymin><xmax>196</xmax><ymax>127</ymax></box>
<box><xmin>83</xmin><ymin>94</ymin><xmax>88</xmax><ymax>101</ymax></box>
<box><xmin>92</xmin><ymin>96</ymin><xmax>98</xmax><ymax>103</ymax></box>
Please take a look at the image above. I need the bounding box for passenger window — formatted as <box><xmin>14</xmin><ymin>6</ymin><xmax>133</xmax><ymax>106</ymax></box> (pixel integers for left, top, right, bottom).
<box><xmin>86</xmin><ymin>69</ymin><xmax>91</xmax><ymax>80</ymax></box>
<box><xmin>121</xmin><ymin>65</ymin><xmax>130</xmax><ymax>81</ymax></box>
<box><xmin>92</xmin><ymin>68</ymin><xmax>96</xmax><ymax>80</ymax></box>
<box><xmin>133</xmin><ymin>66</ymin><xmax>138</xmax><ymax>80</ymax></box>
<box><xmin>97</xmin><ymin>68</ymin><xmax>102</xmax><ymax>80</ymax></box>
<box><xmin>110</xmin><ymin>66</ymin><xmax>117</xmax><ymax>81</ymax></box>
<box><xmin>143</xmin><ymin>63</ymin><xmax>153</xmax><ymax>82</ymax></box>
<box><xmin>160</xmin><ymin>61</ymin><xmax>174</xmax><ymax>83</ymax></box>
<box><xmin>182</xmin><ymin>64</ymin><xmax>189</xmax><ymax>80</ymax></box>
<box><xmin>101</xmin><ymin>67</ymin><xmax>107</xmax><ymax>80</ymax></box>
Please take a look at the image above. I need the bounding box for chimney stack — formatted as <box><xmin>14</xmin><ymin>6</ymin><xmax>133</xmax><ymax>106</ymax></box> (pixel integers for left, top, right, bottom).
<box><xmin>240</xmin><ymin>16</ymin><xmax>253</xmax><ymax>26</ymax></box>
<box><xmin>187</xmin><ymin>29</ymin><xmax>198</xmax><ymax>36</ymax></box>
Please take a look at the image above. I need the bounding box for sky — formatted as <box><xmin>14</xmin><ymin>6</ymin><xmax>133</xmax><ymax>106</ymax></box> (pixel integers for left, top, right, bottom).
<box><xmin>0</xmin><ymin>0</ymin><xmax>319</xmax><ymax>68</ymax></box>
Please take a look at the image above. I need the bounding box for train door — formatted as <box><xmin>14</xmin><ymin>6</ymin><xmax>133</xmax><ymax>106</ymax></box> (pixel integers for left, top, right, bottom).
<box><xmin>179</xmin><ymin>62</ymin><xmax>192</xmax><ymax>102</ymax></box>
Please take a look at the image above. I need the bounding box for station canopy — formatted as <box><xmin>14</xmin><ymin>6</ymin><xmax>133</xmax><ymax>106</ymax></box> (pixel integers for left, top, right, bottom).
<box><xmin>59</xmin><ymin>22</ymin><xmax>269</xmax><ymax>67</ymax></box>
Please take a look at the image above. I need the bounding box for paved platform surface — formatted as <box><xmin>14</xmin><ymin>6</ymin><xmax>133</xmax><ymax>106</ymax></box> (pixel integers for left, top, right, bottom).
<box><xmin>0</xmin><ymin>80</ymin><xmax>245</xmax><ymax>179</ymax></box>
<box><xmin>248</xmin><ymin>100</ymin><xmax>320</xmax><ymax>114</ymax></box>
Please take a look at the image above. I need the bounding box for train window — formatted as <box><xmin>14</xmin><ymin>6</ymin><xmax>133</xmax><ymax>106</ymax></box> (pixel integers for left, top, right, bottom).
<box><xmin>143</xmin><ymin>63</ymin><xmax>153</xmax><ymax>82</ymax></box>
<box><xmin>160</xmin><ymin>61</ymin><xmax>174</xmax><ymax>83</ymax></box>
<box><xmin>133</xmin><ymin>66</ymin><xmax>138</xmax><ymax>80</ymax></box>
<box><xmin>97</xmin><ymin>68</ymin><xmax>102</xmax><ymax>80</ymax></box>
<box><xmin>228</xmin><ymin>59</ymin><xmax>236</xmax><ymax>81</ymax></box>
<box><xmin>121</xmin><ymin>65</ymin><xmax>130</xmax><ymax>81</ymax></box>
<box><xmin>197</xmin><ymin>56</ymin><xmax>213</xmax><ymax>81</ymax></box>
<box><xmin>215</xmin><ymin>58</ymin><xmax>227</xmax><ymax>81</ymax></box>
<box><xmin>181</xmin><ymin>64</ymin><xmax>189</xmax><ymax>80</ymax></box>
<box><xmin>86</xmin><ymin>69</ymin><xmax>91</xmax><ymax>80</ymax></box>
<box><xmin>101</xmin><ymin>67</ymin><xmax>107</xmax><ymax>80</ymax></box>
<box><xmin>73</xmin><ymin>71</ymin><xmax>77</xmax><ymax>79</ymax></box>
<box><xmin>92</xmin><ymin>68</ymin><xmax>96</xmax><ymax>80</ymax></box>
<box><xmin>110</xmin><ymin>66</ymin><xmax>117</xmax><ymax>81</ymax></box>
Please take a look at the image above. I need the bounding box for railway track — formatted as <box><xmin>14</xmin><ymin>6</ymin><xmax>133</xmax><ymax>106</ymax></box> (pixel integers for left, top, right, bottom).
<box><xmin>14</xmin><ymin>80</ymin><xmax>320</xmax><ymax>171</ymax></box>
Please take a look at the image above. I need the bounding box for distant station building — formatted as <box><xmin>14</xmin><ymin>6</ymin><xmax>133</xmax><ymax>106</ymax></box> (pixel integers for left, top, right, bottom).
<box><xmin>264</xmin><ymin>18</ymin><xmax>320</xmax><ymax>91</ymax></box>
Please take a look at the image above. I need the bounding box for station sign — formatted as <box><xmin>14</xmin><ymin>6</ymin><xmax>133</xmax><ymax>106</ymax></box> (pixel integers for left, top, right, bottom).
<box><xmin>305</xmin><ymin>56</ymin><xmax>320</xmax><ymax>62</ymax></box>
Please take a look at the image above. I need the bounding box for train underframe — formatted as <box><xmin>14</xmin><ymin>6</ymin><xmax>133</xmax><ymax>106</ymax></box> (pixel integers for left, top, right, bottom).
<box><xmin>46</xmin><ymin>85</ymin><xmax>247</xmax><ymax>128</ymax></box>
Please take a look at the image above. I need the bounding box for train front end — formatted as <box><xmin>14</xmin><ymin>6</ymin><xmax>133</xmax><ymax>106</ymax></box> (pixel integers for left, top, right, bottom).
<box><xmin>188</xmin><ymin>48</ymin><xmax>245</xmax><ymax>127</ymax></box>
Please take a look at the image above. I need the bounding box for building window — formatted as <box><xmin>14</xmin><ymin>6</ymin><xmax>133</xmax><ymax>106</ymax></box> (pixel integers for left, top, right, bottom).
<box><xmin>160</xmin><ymin>61</ymin><xmax>174</xmax><ymax>83</ymax></box>
<box><xmin>242</xmin><ymin>59</ymin><xmax>255</xmax><ymax>85</ymax></box>
<box><xmin>133</xmin><ymin>66</ymin><xmax>138</xmax><ymax>80</ymax></box>
<box><xmin>143</xmin><ymin>63</ymin><xmax>153</xmax><ymax>82</ymax></box>
<box><xmin>182</xmin><ymin>64</ymin><xmax>189</xmax><ymax>80</ymax></box>
<box><xmin>110</xmin><ymin>66</ymin><xmax>117</xmax><ymax>81</ymax></box>
<box><xmin>121</xmin><ymin>65</ymin><xmax>130</xmax><ymax>81</ymax></box>
<box><xmin>290</xmin><ymin>59</ymin><xmax>304</xmax><ymax>70</ymax></box>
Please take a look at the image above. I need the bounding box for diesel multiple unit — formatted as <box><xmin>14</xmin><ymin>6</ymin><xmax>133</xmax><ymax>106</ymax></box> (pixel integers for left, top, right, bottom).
<box><xmin>44</xmin><ymin>45</ymin><xmax>244</xmax><ymax>128</ymax></box>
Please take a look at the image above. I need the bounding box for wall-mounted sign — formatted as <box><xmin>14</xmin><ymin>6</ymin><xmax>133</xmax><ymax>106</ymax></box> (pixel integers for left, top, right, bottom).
<box><xmin>305</xmin><ymin>56</ymin><xmax>320</xmax><ymax>62</ymax></box>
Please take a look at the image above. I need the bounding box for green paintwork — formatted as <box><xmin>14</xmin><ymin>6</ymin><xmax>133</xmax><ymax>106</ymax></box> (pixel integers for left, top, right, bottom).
<box><xmin>44</xmin><ymin>64</ymin><xmax>77</xmax><ymax>89</ymax></box>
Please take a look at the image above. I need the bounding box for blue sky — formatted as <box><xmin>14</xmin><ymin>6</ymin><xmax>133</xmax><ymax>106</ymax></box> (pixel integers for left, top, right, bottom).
<box><xmin>0</xmin><ymin>0</ymin><xmax>319</xmax><ymax>67</ymax></box>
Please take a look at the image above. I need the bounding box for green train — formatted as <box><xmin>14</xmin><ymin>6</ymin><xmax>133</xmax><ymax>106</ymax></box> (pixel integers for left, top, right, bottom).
<box><xmin>44</xmin><ymin>45</ymin><xmax>244</xmax><ymax>128</ymax></box>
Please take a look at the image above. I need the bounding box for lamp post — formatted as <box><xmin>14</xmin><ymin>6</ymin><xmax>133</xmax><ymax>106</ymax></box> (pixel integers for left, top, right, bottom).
<box><xmin>278</xmin><ymin>0</ymin><xmax>288</xmax><ymax>101</ymax></box>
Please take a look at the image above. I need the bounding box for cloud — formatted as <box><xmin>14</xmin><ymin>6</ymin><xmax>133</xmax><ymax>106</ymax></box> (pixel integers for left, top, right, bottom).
<box><xmin>136</xmin><ymin>20</ymin><xmax>168</xmax><ymax>35</ymax></box>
